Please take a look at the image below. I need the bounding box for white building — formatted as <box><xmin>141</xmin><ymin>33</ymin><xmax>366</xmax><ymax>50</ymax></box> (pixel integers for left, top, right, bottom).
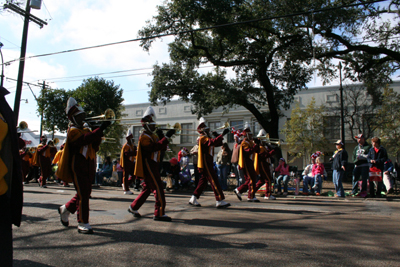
<box><xmin>123</xmin><ymin>81</ymin><xmax>400</xmax><ymax>169</ymax></box>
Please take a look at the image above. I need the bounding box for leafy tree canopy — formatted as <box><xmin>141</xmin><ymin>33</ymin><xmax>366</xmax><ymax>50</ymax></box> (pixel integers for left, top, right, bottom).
<box><xmin>139</xmin><ymin>0</ymin><xmax>396</xmax><ymax>138</ymax></box>
<box><xmin>73</xmin><ymin>77</ymin><xmax>126</xmax><ymax>157</ymax></box>
<box><xmin>282</xmin><ymin>97</ymin><xmax>328</xmax><ymax>165</ymax></box>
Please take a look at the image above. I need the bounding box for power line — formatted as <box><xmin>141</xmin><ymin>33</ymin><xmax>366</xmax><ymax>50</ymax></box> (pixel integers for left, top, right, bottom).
<box><xmin>2</xmin><ymin>0</ymin><xmax>386</xmax><ymax>66</ymax></box>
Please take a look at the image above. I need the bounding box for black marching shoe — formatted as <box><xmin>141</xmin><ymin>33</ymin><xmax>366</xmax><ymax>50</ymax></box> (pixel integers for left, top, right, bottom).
<box><xmin>153</xmin><ymin>215</ymin><xmax>172</xmax><ymax>222</ymax></box>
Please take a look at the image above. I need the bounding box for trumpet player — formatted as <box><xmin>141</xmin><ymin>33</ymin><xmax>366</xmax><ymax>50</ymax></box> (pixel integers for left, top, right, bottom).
<box><xmin>254</xmin><ymin>130</ymin><xmax>276</xmax><ymax>200</ymax></box>
<box><xmin>188</xmin><ymin>117</ymin><xmax>231</xmax><ymax>208</ymax></box>
<box><xmin>128</xmin><ymin>106</ymin><xmax>175</xmax><ymax>221</ymax></box>
<box><xmin>57</xmin><ymin>97</ymin><xmax>110</xmax><ymax>234</ymax></box>
<box><xmin>234</xmin><ymin>123</ymin><xmax>260</xmax><ymax>202</ymax></box>
<box><xmin>120</xmin><ymin>129</ymin><xmax>137</xmax><ymax>195</ymax></box>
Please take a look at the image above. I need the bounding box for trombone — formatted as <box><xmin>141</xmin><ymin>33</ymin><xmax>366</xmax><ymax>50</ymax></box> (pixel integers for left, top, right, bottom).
<box><xmin>85</xmin><ymin>109</ymin><xmax>138</xmax><ymax>123</ymax></box>
<box><xmin>256</xmin><ymin>135</ymin><xmax>282</xmax><ymax>146</ymax></box>
<box><xmin>17</xmin><ymin>121</ymin><xmax>38</xmax><ymax>133</ymax></box>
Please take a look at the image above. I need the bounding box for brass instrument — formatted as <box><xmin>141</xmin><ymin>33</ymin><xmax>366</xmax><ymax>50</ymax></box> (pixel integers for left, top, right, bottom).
<box><xmin>86</xmin><ymin>109</ymin><xmax>137</xmax><ymax>123</ymax></box>
<box><xmin>215</xmin><ymin>122</ymin><xmax>230</xmax><ymax>130</ymax></box>
<box><xmin>257</xmin><ymin>135</ymin><xmax>281</xmax><ymax>146</ymax></box>
<box><xmin>53</xmin><ymin>138</ymin><xmax>60</xmax><ymax>146</ymax></box>
<box><xmin>17</xmin><ymin>121</ymin><xmax>38</xmax><ymax>133</ymax></box>
<box><xmin>157</xmin><ymin>122</ymin><xmax>182</xmax><ymax>134</ymax></box>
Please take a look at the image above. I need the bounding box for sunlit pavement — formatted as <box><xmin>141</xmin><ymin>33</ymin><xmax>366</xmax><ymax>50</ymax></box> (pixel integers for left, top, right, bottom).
<box><xmin>13</xmin><ymin>182</ymin><xmax>400</xmax><ymax>267</ymax></box>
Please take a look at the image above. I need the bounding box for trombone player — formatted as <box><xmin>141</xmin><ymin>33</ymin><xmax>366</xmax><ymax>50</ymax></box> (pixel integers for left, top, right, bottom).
<box><xmin>188</xmin><ymin>117</ymin><xmax>231</xmax><ymax>208</ymax></box>
<box><xmin>128</xmin><ymin>106</ymin><xmax>175</xmax><ymax>221</ymax></box>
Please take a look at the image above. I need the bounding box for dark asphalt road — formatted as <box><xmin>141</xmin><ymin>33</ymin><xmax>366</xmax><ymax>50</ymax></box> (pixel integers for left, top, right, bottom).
<box><xmin>12</xmin><ymin>183</ymin><xmax>400</xmax><ymax>267</ymax></box>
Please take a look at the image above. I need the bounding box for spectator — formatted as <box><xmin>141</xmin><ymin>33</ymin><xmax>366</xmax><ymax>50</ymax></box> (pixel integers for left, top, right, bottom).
<box><xmin>351</xmin><ymin>134</ymin><xmax>371</xmax><ymax>198</ymax></box>
<box><xmin>177</xmin><ymin>147</ymin><xmax>184</xmax><ymax>162</ymax></box>
<box><xmin>231</xmin><ymin>133</ymin><xmax>243</xmax><ymax>187</ymax></box>
<box><xmin>383</xmin><ymin>159</ymin><xmax>394</xmax><ymax>195</ymax></box>
<box><xmin>275</xmin><ymin>158</ymin><xmax>290</xmax><ymax>195</ymax></box>
<box><xmin>216</xmin><ymin>143</ymin><xmax>232</xmax><ymax>191</ymax></box>
<box><xmin>190</xmin><ymin>144</ymin><xmax>200</xmax><ymax>187</ymax></box>
<box><xmin>302</xmin><ymin>157</ymin><xmax>315</xmax><ymax>195</ymax></box>
<box><xmin>95</xmin><ymin>156</ymin><xmax>112</xmax><ymax>186</ymax></box>
<box><xmin>367</xmin><ymin>137</ymin><xmax>388</xmax><ymax>198</ymax></box>
<box><xmin>311</xmin><ymin>157</ymin><xmax>327</xmax><ymax>196</ymax></box>
<box><xmin>166</xmin><ymin>157</ymin><xmax>180</xmax><ymax>191</ymax></box>
<box><xmin>179</xmin><ymin>149</ymin><xmax>191</xmax><ymax>188</ymax></box>
<box><xmin>115</xmin><ymin>158</ymin><xmax>123</xmax><ymax>187</ymax></box>
<box><xmin>330</xmin><ymin>140</ymin><xmax>348</xmax><ymax>198</ymax></box>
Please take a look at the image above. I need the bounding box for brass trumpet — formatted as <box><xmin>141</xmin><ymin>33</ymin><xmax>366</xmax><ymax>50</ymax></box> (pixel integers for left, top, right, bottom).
<box><xmin>86</xmin><ymin>109</ymin><xmax>138</xmax><ymax>123</ymax></box>
<box><xmin>257</xmin><ymin>135</ymin><xmax>281</xmax><ymax>146</ymax></box>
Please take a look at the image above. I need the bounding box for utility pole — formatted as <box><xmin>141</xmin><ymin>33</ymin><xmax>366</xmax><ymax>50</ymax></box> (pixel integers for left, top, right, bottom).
<box><xmin>339</xmin><ymin>62</ymin><xmax>345</xmax><ymax>148</ymax></box>
<box><xmin>4</xmin><ymin>1</ymin><xmax>47</xmax><ymax>123</ymax></box>
<box><xmin>39</xmin><ymin>81</ymin><xmax>46</xmax><ymax>138</ymax></box>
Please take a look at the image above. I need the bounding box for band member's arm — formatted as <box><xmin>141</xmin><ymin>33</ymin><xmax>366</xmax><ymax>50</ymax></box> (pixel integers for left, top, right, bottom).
<box><xmin>141</xmin><ymin>135</ymin><xmax>169</xmax><ymax>153</ymax></box>
<box><xmin>206</xmin><ymin>134</ymin><xmax>224</xmax><ymax>147</ymax></box>
<box><xmin>124</xmin><ymin>144</ymin><xmax>136</xmax><ymax>157</ymax></box>
<box><xmin>69</xmin><ymin>127</ymin><xmax>103</xmax><ymax>147</ymax></box>
<box><xmin>243</xmin><ymin>141</ymin><xmax>260</xmax><ymax>154</ymax></box>
<box><xmin>37</xmin><ymin>144</ymin><xmax>49</xmax><ymax>153</ymax></box>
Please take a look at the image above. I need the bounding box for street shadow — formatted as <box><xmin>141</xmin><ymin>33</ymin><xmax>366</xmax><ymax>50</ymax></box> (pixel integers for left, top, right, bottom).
<box><xmin>227</xmin><ymin>206</ymin><xmax>325</xmax><ymax>215</ymax></box>
<box><xmin>24</xmin><ymin>202</ymin><xmax>61</xmax><ymax>211</ymax></box>
<box><xmin>21</xmin><ymin>214</ymin><xmax>48</xmax><ymax>223</ymax></box>
<box><xmin>14</xmin><ymin>259</ymin><xmax>54</xmax><ymax>267</ymax></box>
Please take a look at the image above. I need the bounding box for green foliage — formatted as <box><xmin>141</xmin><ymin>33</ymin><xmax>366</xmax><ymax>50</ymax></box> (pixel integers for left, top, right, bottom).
<box><xmin>282</xmin><ymin>98</ymin><xmax>328</xmax><ymax>164</ymax></box>
<box><xmin>374</xmin><ymin>86</ymin><xmax>400</xmax><ymax>161</ymax></box>
<box><xmin>37</xmin><ymin>88</ymin><xmax>73</xmax><ymax>133</ymax></box>
<box><xmin>73</xmin><ymin>77</ymin><xmax>126</xmax><ymax>158</ymax></box>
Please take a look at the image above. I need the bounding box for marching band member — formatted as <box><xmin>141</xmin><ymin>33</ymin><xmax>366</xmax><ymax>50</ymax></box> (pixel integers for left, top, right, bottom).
<box><xmin>52</xmin><ymin>142</ymin><xmax>69</xmax><ymax>187</ymax></box>
<box><xmin>188</xmin><ymin>118</ymin><xmax>231</xmax><ymax>208</ymax></box>
<box><xmin>254</xmin><ymin>130</ymin><xmax>276</xmax><ymax>200</ymax></box>
<box><xmin>35</xmin><ymin>136</ymin><xmax>52</xmax><ymax>188</ymax></box>
<box><xmin>128</xmin><ymin>106</ymin><xmax>175</xmax><ymax>221</ymax></box>
<box><xmin>0</xmin><ymin>85</ymin><xmax>23</xmax><ymax>266</ymax></box>
<box><xmin>18</xmin><ymin>134</ymin><xmax>32</xmax><ymax>184</ymax></box>
<box><xmin>120</xmin><ymin>129</ymin><xmax>137</xmax><ymax>195</ymax></box>
<box><xmin>57</xmin><ymin>97</ymin><xmax>110</xmax><ymax>234</ymax></box>
<box><xmin>234</xmin><ymin>123</ymin><xmax>261</xmax><ymax>202</ymax></box>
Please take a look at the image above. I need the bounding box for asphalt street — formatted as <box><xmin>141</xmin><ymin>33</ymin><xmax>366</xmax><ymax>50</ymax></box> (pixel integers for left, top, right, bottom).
<box><xmin>12</xmin><ymin>182</ymin><xmax>400</xmax><ymax>267</ymax></box>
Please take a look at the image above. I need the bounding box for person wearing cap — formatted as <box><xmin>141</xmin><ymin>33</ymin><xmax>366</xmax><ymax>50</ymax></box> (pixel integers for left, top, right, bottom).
<box><xmin>253</xmin><ymin>130</ymin><xmax>276</xmax><ymax>200</ymax></box>
<box><xmin>57</xmin><ymin>97</ymin><xmax>110</xmax><ymax>234</ymax></box>
<box><xmin>330</xmin><ymin>140</ymin><xmax>348</xmax><ymax>197</ymax></box>
<box><xmin>0</xmin><ymin>85</ymin><xmax>23</xmax><ymax>266</ymax></box>
<box><xmin>367</xmin><ymin>137</ymin><xmax>388</xmax><ymax>198</ymax></box>
<box><xmin>351</xmin><ymin>134</ymin><xmax>371</xmax><ymax>197</ymax></box>
<box><xmin>233</xmin><ymin>124</ymin><xmax>261</xmax><ymax>202</ymax></box>
<box><xmin>188</xmin><ymin>117</ymin><xmax>231</xmax><ymax>208</ymax></box>
<box><xmin>127</xmin><ymin>106</ymin><xmax>175</xmax><ymax>221</ymax></box>
<box><xmin>120</xmin><ymin>129</ymin><xmax>137</xmax><ymax>195</ymax></box>
<box><xmin>274</xmin><ymin>158</ymin><xmax>291</xmax><ymax>196</ymax></box>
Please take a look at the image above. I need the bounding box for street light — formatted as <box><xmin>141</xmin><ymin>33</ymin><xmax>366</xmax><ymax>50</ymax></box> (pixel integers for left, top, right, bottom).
<box><xmin>0</xmin><ymin>42</ymin><xmax>4</xmax><ymax>87</ymax></box>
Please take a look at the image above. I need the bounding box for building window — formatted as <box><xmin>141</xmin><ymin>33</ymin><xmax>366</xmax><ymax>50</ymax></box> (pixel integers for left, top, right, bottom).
<box><xmin>323</xmin><ymin>116</ymin><xmax>340</xmax><ymax>140</ymax></box>
<box><xmin>184</xmin><ymin>106</ymin><xmax>192</xmax><ymax>113</ymax></box>
<box><xmin>159</xmin><ymin>107</ymin><xmax>166</xmax><ymax>114</ymax></box>
<box><xmin>180</xmin><ymin>123</ymin><xmax>193</xmax><ymax>144</ymax></box>
<box><xmin>228</xmin><ymin>120</ymin><xmax>243</xmax><ymax>142</ymax></box>
<box><xmin>208</xmin><ymin>121</ymin><xmax>222</xmax><ymax>132</ymax></box>
<box><xmin>135</xmin><ymin>110</ymin><xmax>143</xmax><ymax>117</ymax></box>
<box><xmin>132</xmin><ymin>126</ymin><xmax>142</xmax><ymax>140</ymax></box>
<box><xmin>326</xmin><ymin>94</ymin><xmax>338</xmax><ymax>103</ymax></box>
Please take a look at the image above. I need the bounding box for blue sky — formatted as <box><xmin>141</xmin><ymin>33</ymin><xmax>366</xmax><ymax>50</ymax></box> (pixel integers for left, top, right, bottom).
<box><xmin>1</xmin><ymin>0</ymin><xmax>173</xmax><ymax>132</ymax></box>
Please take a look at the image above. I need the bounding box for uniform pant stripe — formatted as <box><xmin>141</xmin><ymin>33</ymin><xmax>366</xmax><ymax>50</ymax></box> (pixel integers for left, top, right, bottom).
<box><xmin>71</xmin><ymin>156</ymin><xmax>83</xmax><ymax>223</ymax></box>
<box><xmin>203</xmin><ymin>154</ymin><xmax>222</xmax><ymax>200</ymax></box>
<box><xmin>145</xmin><ymin>159</ymin><xmax>164</xmax><ymax>215</ymax></box>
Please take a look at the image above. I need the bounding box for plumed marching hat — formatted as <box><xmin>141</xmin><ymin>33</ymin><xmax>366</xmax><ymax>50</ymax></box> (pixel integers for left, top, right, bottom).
<box><xmin>257</xmin><ymin>129</ymin><xmax>267</xmax><ymax>138</ymax></box>
<box><xmin>243</xmin><ymin>122</ymin><xmax>251</xmax><ymax>133</ymax></box>
<box><xmin>197</xmin><ymin>117</ymin><xmax>209</xmax><ymax>133</ymax></box>
<box><xmin>126</xmin><ymin>129</ymin><xmax>133</xmax><ymax>138</ymax></box>
<box><xmin>141</xmin><ymin>106</ymin><xmax>156</xmax><ymax>126</ymax></box>
<box><xmin>66</xmin><ymin>97</ymin><xmax>85</xmax><ymax>121</ymax></box>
